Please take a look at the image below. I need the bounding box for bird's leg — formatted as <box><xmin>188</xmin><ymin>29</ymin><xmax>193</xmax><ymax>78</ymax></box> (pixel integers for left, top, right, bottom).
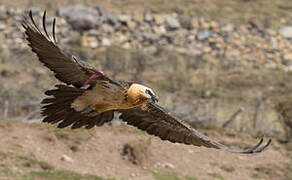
<box><xmin>83</xmin><ymin>72</ymin><xmax>106</xmax><ymax>87</ymax></box>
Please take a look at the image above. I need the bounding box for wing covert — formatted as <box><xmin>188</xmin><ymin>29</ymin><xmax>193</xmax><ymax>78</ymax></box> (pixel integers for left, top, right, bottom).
<box><xmin>119</xmin><ymin>102</ymin><xmax>271</xmax><ymax>154</ymax></box>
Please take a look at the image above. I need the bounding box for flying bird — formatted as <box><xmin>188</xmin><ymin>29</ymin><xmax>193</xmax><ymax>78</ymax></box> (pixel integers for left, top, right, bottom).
<box><xmin>22</xmin><ymin>11</ymin><xmax>271</xmax><ymax>154</ymax></box>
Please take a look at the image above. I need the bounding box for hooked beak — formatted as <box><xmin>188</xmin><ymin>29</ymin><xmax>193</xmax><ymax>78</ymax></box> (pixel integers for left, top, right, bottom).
<box><xmin>150</xmin><ymin>94</ymin><xmax>159</xmax><ymax>103</ymax></box>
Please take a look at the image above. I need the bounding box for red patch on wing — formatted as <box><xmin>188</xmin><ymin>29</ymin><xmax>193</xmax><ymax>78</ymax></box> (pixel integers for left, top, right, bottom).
<box><xmin>83</xmin><ymin>72</ymin><xmax>106</xmax><ymax>87</ymax></box>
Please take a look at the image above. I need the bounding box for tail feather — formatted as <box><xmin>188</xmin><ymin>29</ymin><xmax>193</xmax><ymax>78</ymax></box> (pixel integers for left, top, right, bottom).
<box><xmin>41</xmin><ymin>84</ymin><xmax>114</xmax><ymax>129</ymax></box>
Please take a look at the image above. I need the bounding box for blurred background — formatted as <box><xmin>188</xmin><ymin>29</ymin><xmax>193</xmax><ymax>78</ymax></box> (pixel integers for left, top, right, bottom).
<box><xmin>0</xmin><ymin>0</ymin><xmax>292</xmax><ymax>179</ymax></box>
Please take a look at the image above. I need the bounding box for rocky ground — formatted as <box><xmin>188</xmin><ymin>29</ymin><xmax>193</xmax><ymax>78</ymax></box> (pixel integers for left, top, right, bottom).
<box><xmin>1</xmin><ymin>1</ymin><xmax>292</xmax><ymax>179</ymax></box>
<box><xmin>1</xmin><ymin>3</ymin><xmax>292</xmax><ymax>70</ymax></box>
<box><xmin>1</xmin><ymin>3</ymin><xmax>292</xmax><ymax>137</ymax></box>
<box><xmin>0</xmin><ymin>121</ymin><xmax>291</xmax><ymax>180</ymax></box>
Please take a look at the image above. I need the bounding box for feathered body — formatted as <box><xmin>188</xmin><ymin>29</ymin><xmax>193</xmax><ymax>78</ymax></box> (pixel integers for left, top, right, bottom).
<box><xmin>71</xmin><ymin>82</ymin><xmax>154</xmax><ymax>113</ymax></box>
<box><xmin>22</xmin><ymin>10</ymin><xmax>271</xmax><ymax>154</ymax></box>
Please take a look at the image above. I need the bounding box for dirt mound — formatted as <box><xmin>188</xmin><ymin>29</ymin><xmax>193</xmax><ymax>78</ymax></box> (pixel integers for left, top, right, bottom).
<box><xmin>0</xmin><ymin>121</ymin><xmax>291</xmax><ymax>180</ymax></box>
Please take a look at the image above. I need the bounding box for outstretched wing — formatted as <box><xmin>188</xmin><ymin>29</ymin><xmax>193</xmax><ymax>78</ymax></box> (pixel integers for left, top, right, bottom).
<box><xmin>119</xmin><ymin>103</ymin><xmax>271</xmax><ymax>154</ymax></box>
<box><xmin>22</xmin><ymin>11</ymin><xmax>121</xmax><ymax>88</ymax></box>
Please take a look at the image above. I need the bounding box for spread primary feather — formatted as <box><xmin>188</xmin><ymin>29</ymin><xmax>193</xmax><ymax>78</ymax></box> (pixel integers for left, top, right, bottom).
<box><xmin>22</xmin><ymin>10</ymin><xmax>271</xmax><ymax>154</ymax></box>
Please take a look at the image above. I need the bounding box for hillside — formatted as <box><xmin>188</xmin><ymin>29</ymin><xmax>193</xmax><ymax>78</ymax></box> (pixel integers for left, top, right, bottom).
<box><xmin>1</xmin><ymin>0</ymin><xmax>292</xmax><ymax>179</ymax></box>
<box><xmin>0</xmin><ymin>121</ymin><xmax>291</xmax><ymax>180</ymax></box>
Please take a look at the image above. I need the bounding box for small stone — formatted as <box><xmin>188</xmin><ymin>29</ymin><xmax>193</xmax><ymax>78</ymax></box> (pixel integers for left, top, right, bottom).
<box><xmin>178</xmin><ymin>15</ymin><xmax>192</xmax><ymax>30</ymax></box>
<box><xmin>144</xmin><ymin>10</ymin><xmax>153</xmax><ymax>22</ymax></box>
<box><xmin>202</xmin><ymin>46</ymin><xmax>212</xmax><ymax>53</ymax></box>
<box><xmin>14</xmin><ymin>38</ymin><xmax>22</xmax><ymax>44</ymax></box>
<box><xmin>152</xmin><ymin>26</ymin><xmax>166</xmax><ymax>35</ymax></box>
<box><xmin>0</xmin><ymin>23</ymin><xmax>6</xmax><ymax>31</ymax></box>
<box><xmin>238</xmin><ymin>25</ymin><xmax>249</xmax><ymax>34</ymax></box>
<box><xmin>26</xmin><ymin>7</ymin><xmax>40</xmax><ymax>15</ymax></box>
<box><xmin>200</xmin><ymin>21</ymin><xmax>210</xmax><ymax>29</ymax></box>
<box><xmin>154</xmin><ymin>162</ymin><xmax>161</xmax><ymax>168</ymax></box>
<box><xmin>163</xmin><ymin>162</ymin><xmax>175</xmax><ymax>169</ymax></box>
<box><xmin>221</xmin><ymin>23</ymin><xmax>234</xmax><ymax>32</ymax></box>
<box><xmin>95</xmin><ymin>6</ymin><xmax>105</xmax><ymax>16</ymax></box>
<box><xmin>133</xmin><ymin>13</ymin><xmax>143</xmax><ymax>22</ymax></box>
<box><xmin>165</xmin><ymin>17</ymin><xmax>180</xmax><ymax>30</ymax></box>
<box><xmin>154</xmin><ymin>15</ymin><xmax>166</xmax><ymax>25</ymax></box>
<box><xmin>89</xmin><ymin>40</ymin><xmax>98</xmax><ymax>48</ymax></box>
<box><xmin>191</xmin><ymin>17</ymin><xmax>199</xmax><ymax>28</ymax></box>
<box><xmin>225</xmin><ymin>49</ymin><xmax>241</xmax><ymax>61</ymax></box>
<box><xmin>249</xmin><ymin>19</ymin><xmax>262</xmax><ymax>29</ymax></box>
<box><xmin>278</xmin><ymin>26</ymin><xmax>292</xmax><ymax>38</ymax></box>
<box><xmin>101</xmin><ymin>38</ymin><xmax>111</xmax><ymax>46</ymax></box>
<box><xmin>269</xmin><ymin>37</ymin><xmax>278</xmax><ymax>49</ymax></box>
<box><xmin>103</xmin><ymin>13</ymin><xmax>119</xmax><ymax>26</ymax></box>
<box><xmin>116</xmin><ymin>33</ymin><xmax>128</xmax><ymax>43</ymax></box>
<box><xmin>266</xmin><ymin>29</ymin><xmax>277</xmax><ymax>36</ymax></box>
<box><xmin>82</xmin><ymin>36</ymin><xmax>99</xmax><ymax>48</ymax></box>
<box><xmin>210</xmin><ymin>21</ymin><xmax>219</xmax><ymax>30</ymax></box>
<box><xmin>142</xmin><ymin>33</ymin><xmax>159</xmax><ymax>43</ymax></box>
<box><xmin>101</xmin><ymin>24</ymin><xmax>115</xmax><ymax>34</ymax></box>
<box><xmin>60</xmin><ymin>155</ymin><xmax>73</xmax><ymax>163</ymax></box>
<box><xmin>88</xmin><ymin>29</ymin><xmax>101</xmax><ymax>36</ymax></box>
<box><xmin>144</xmin><ymin>46</ymin><xmax>158</xmax><ymax>54</ymax></box>
<box><xmin>127</xmin><ymin>21</ymin><xmax>136</xmax><ymax>30</ymax></box>
<box><xmin>197</xmin><ymin>30</ymin><xmax>213</xmax><ymax>41</ymax></box>
<box><xmin>118</xmin><ymin>14</ymin><xmax>131</xmax><ymax>23</ymax></box>
<box><xmin>265</xmin><ymin>61</ymin><xmax>277</xmax><ymax>69</ymax></box>
<box><xmin>122</xmin><ymin>42</ymin><xmax>131</xmax><ymax>49</ymax></box>
<box><xmin>189</xmin><ymin>47</ymin><xmax>202</xmax><ymax>56</ymax></box>
<box><xmin>283</xmin><ymin>53</ymin><xmax>292</xmax><ymax>62</ymax></box>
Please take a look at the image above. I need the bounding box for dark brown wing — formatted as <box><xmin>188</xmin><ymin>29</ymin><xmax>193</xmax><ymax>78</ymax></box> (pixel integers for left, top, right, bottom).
<box><xmin>119</xmin><ymin>103</ymin><xmax>271</xmax><ymax>154</ymax></box>
<box><xmin>22</xmin><ymin>11</ymin><xmax>122</xmax><ymax>88</ymax></box>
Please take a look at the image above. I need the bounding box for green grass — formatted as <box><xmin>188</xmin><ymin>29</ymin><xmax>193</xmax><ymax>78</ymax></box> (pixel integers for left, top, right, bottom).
<box><xmin>152</xmin><ymin>172</ymin><xmax>198</xmax><ymax>180</ymax></box>
<box><xmin>283</xmin><ymin>158</ymin><xmax>292</xmax><ymax>180</ymax></box>
<box><xmin>134</xmin><ymin>129</ymin><xmax>148</xmax><ymax>135</ymax></box>
<box><xmin>251</xmin><ymin>173</ymin><xmax>260</xmax><ymax>179</ymax></box>
<box><xmin>131</xmin><ymin>138</ymin><xmax>152</xmax><ymax>153</ymax></box>
<box><xmin>23</xmin><ymin>169</ymin><xmax>105</xmax><ymax>180</ymax></box>
<box><xmin>254</xmin><ymin>166</ymin><xmax>280</xmax><ymax>177</ymax></box>
<box><xmin>152</xmin><ymin>172</ymin><xmax>180</xmax><ymax>180</ymax></box>
<box><xmin>184</xmin><ymin>176</ymin><xmax>198</xmax><ymax>180</ymax></box>
<box><xmin>0</xmin><ymin>150</ymin><xmax>110</xmax><ymax>180</ymax></box>
<box><xmin>220</xmin><ymin>166</ymin><xmax>235</xmax><ymax>173</ymax></box>
<box><xmin>16</xmin><ymin>153</ymin><xmax>54</xmax><ymax>170</ymax></box>
<box><xmin>52</xmin><ymin>127</ymin><xmax>95</xmax><ymax>142</ymax></box>
<box><xmin>207</xmin><ymin>173</ymin><xmax>225</xmax><ymax>180</ymax></box>
<box><xmin>0</xmin><ymin>163</ymin><xmax>17</xmax><ymax>178</ymax></box>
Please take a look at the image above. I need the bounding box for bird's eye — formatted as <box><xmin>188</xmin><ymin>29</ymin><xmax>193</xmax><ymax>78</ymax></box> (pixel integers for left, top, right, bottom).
<box><xmin>145</xmin><ymin>89</ymin><xmax>150</xmax><ymax>94</ymax></box>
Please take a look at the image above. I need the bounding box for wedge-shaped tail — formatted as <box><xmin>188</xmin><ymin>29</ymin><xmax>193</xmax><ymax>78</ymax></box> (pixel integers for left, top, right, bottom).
<box><xmin>41</xmin><ymin>85</ymin><xmax>114</xmax><ymax>129</ymax></box>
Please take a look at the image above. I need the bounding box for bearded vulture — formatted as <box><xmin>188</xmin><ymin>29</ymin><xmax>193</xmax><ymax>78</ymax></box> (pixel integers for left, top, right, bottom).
<box><xmin>22</xmin><ymin>11</ymin><xmax>271</xmax><ymax>154</ymax></box>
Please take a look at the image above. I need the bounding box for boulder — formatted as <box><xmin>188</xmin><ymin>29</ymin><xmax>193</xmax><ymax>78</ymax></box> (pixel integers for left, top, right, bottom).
<box><xmin>58</xmin><ymin>5</ymin><xmax>100</xmax><ymax>31</ymax></box>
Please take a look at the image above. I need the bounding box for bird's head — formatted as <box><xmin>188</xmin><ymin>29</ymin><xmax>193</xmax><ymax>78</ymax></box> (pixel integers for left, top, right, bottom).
<box><xmin>128</xmin><ymin>84</ymin><xmax>159</xmax><ymax>103</ymax></box>
<box><xmin>142</xmin><ymin>87</ymin><xmax>159</xmax><ymax>103</ymax></box>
